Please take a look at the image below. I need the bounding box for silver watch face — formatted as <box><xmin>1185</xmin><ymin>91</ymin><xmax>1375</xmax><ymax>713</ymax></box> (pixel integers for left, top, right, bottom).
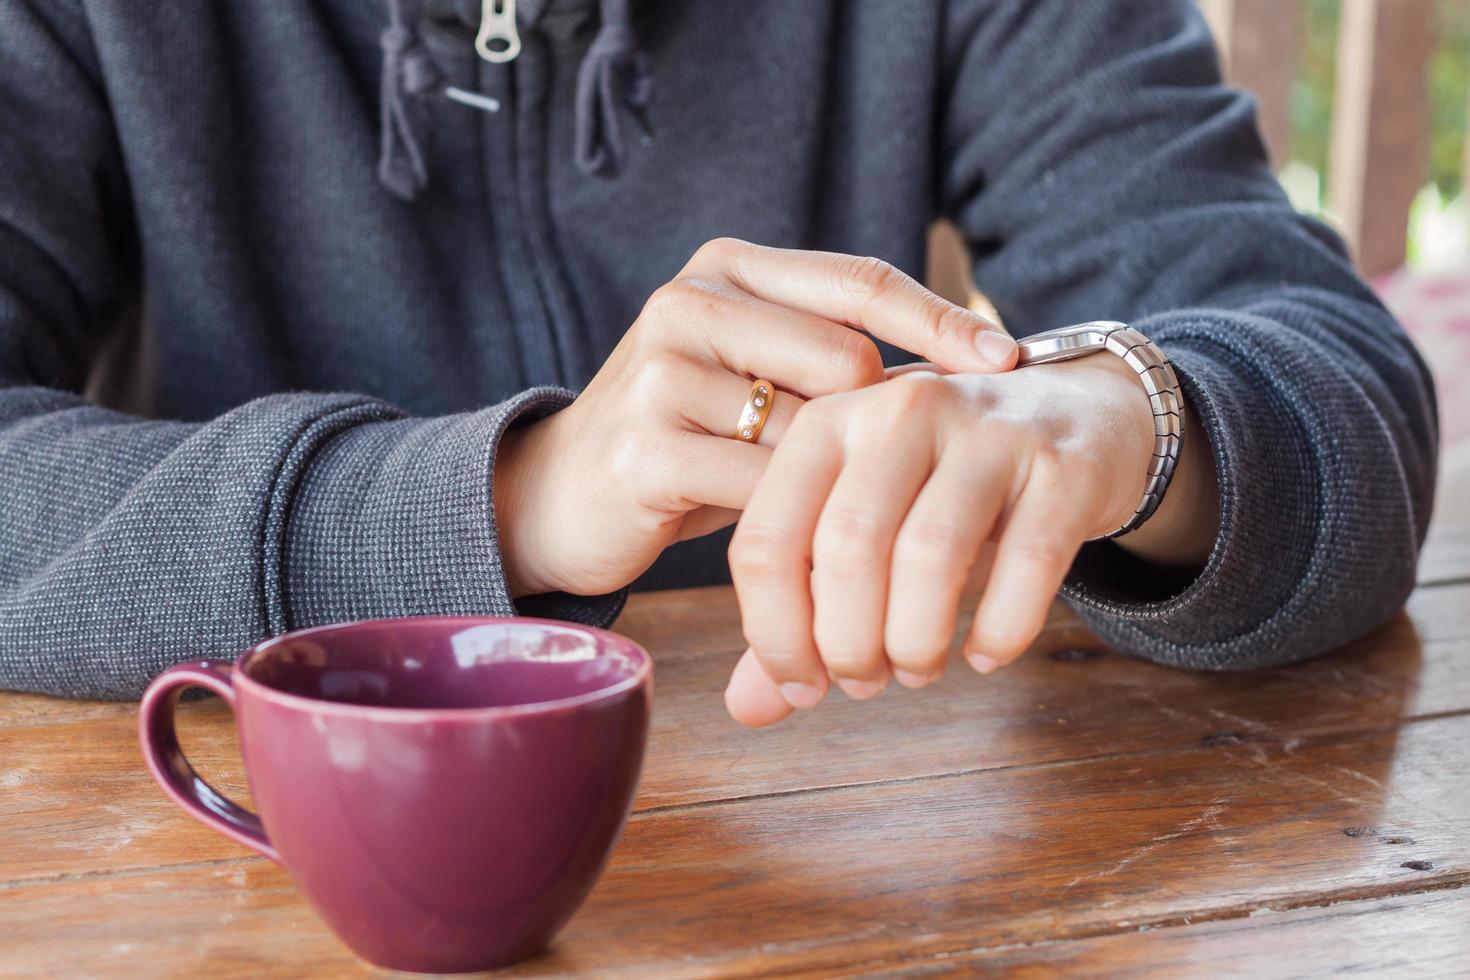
<box><xmin>1015</xmin><ymin>321</ymin><xmax>1126</xmax><ymax>366</ymax></box>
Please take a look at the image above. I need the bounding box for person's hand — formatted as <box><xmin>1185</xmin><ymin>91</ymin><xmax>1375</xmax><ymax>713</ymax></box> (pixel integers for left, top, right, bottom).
<box><xmin>492</xmin><ymin>238</ymin><xmax>1019</xmax><ymax>598</ymax></box>
<box><xmin>723</xmin><ymin>353</ymin><xmax>1167</xmax><ymax>726</ymax></box>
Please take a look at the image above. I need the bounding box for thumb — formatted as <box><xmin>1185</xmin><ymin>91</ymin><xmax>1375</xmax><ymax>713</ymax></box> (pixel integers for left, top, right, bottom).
<box><xmin>906</xmin><ymin>301</ymin><xmax>1018</xmax><ymax>376</ymax></box>
<box><xmin>724</xmin><ymin>648</ymin><xmax>796</xmax><ymax>727</ymax></box>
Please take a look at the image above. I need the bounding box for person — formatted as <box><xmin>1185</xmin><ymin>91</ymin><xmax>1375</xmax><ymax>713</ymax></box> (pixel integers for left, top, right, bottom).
<box><xmin>0</xmin><ymin>0</ymin><xmax>1437</xmax><ymax>726</ymax></box>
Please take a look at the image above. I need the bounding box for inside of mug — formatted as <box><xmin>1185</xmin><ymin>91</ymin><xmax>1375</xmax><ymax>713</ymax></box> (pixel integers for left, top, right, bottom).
<box><xmin>243</xmin><ymin>619</ymin><xmax>646</xmax><ymax>710</ymax></box>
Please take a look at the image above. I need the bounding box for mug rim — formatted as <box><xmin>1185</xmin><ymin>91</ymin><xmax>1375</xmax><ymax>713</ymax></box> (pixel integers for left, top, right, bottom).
<box><xmin>234</xmin><ymin>615</ymin><xmax>652</xmax><ymax>723</ymax></box>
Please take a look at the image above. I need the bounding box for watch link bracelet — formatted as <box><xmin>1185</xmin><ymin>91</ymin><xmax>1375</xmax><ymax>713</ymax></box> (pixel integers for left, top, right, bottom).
<box><xmin>1014</xmin><ymin>321</ymin><xmax>1183</xmax><ymax>540</ymax></box>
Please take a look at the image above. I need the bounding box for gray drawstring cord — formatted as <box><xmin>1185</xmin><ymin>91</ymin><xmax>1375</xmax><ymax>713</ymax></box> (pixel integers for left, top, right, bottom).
<box><xmin>377</xmin><ymin>0</ymin><xmax>652</xmax><ymax>197</ymax></box>
<box><xmin>379</xmin><ymin>0</ymin><xmax>445</xmax><ymax>200</ymax></box>
<box><xmin>573</xmin><ymin>0</ymin><xmax>653</xmax><ymax>178</ymax></box>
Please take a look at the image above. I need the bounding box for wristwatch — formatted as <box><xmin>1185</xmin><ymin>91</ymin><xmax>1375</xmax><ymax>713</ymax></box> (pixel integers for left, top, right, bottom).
<box><xmin>1014</xmin><ymin>321</ymin><xmax>1183</xmax><ymax>540</ymax></box>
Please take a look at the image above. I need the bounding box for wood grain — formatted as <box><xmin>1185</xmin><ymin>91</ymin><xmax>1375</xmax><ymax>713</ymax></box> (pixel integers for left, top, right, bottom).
<box><xmin>4</xmin><ymin>711</ymin><xmax>1467</xmax><ymax>977</ymax></box>
<box><xmin>634</xmin><ymin>582</ymin><xmax>1468</xmax><ymax>809</ymax></box>
<box><xmin>0</xmin><ymin>859</ymin><xmax>361</xmax><ymax>980</ymax></box>
<box><xmin>3</xmin><ymin>581</ymin><xmax>1465</xmax><ymax>887</ymax></box>
<box><xmin>522</xmin><ymin>714</ymin><xmax>1470</xmax><ymax>976</ymax></box>
<box><xmin>0</xmin><ymin>697</ymin><xmax>254</xmax><ymax>885</ymax></box>
<box><xmin>1</xmin><ymin>488</ymin><xmax>1465</xmax><ymax>974</ymax></box>
<box><xmin>1420</xmin><ymin>510</ymin><xmax>1470</xmax><ymax>586</ymax></box>
<box><xmin>842</xmin><ymin>886</ymin><xmax>1470</xmax><ymax>978</ymax></box>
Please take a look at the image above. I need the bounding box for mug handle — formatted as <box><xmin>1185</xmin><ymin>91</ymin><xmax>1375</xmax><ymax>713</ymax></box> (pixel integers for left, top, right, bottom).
<box><xmin>137</xmin><ymin>660</ymin><xmax>279</xmax><ymax>862</ymax></box>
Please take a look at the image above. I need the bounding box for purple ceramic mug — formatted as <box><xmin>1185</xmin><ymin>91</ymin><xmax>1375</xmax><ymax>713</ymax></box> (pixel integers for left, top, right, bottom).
<box><xmin>138</xmin><ymin>616</ymin><xmax>652</xmax><ymax>974</ymax></box>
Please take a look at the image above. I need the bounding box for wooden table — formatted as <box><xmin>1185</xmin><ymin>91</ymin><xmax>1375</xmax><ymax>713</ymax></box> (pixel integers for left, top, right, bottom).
<box><xmin>3</xmin><ymin>504</ymin><xmax>1468</xmax><ymax>977</ymax></box>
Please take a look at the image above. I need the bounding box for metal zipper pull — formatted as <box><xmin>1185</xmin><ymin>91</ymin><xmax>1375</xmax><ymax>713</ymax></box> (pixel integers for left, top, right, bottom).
<box><xmin>475</xmin><ymin>0</ymin><xmax>521</xmax><ymax>63</ymax></box>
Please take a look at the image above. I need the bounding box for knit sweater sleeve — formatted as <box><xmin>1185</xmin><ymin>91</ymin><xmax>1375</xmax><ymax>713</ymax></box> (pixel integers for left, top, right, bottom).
<box><xmin>0</xmin><ymin>3</ymin><xmax>621</xmax><ymax>700</ymax></box>
<box><xmin>938</xmin><ymin>0</ymin><xmax>1438</xmax><ymax>668</ymax></box>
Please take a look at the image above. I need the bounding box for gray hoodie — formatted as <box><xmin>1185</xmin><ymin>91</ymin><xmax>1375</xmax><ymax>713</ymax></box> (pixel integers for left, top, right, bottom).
<box><xmin>0</xmin><ymin>0</ymin><xmax>1438</xmax><ymax>698</ymax></box>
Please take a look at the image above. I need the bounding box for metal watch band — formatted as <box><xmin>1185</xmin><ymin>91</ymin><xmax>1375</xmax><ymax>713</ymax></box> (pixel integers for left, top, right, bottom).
<box><xmin>1014</xmin><ymin>320</ymin><xmax>1183</xmax><ymax>540</ymax></box>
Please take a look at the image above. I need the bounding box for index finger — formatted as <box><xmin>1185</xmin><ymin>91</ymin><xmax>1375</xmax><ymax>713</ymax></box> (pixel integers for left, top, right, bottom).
<box><xmin>687</xmin><ymin>239</ymin><xmax>1018</xmax><ymax>375</ymax></box>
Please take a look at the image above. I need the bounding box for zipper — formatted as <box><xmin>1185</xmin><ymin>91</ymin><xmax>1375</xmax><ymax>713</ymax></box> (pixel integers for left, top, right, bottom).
<box><xmin>475</xmin><ymin>0</ymin><xmax>521</xmax><ymax>63</ymax></box>
<box><xmin>463</xmin><ymin>0</ymin><xmax>591</xmax><ymax>386</ymax></box>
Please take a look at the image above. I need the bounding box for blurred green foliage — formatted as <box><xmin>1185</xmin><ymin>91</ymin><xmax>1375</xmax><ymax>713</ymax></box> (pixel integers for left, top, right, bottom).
<box><xmin>1291</xmin><ymin>0</ymin><xmax>1469</xmax><ymax>200</ymax></box>
<box><xmin>1427</xmin><ymin>0</ymin><xmax>1470</xmax><ymax>199</ymax></box>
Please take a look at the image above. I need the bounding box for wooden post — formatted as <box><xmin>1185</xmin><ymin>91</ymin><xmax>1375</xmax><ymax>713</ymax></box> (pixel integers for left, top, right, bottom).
<box><xmin>1200</xmin><ymin>0</ymin><xmax>1298</xmax><ymax>166</ymax></box>
<box><xmin>1328</xmin><ymin>0</ymin><xmax>1434</xmax><ymax>277</ymax></box>
<box><xmin>925</xmin><ymin>220</ymin><xmax>974</xmax><ymax>311</ymax></box>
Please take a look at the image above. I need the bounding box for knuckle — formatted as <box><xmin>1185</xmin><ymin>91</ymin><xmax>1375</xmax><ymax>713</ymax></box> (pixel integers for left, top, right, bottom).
<box><xmin>643</xmin><ymin>278</ymin><xmax>719</xmax><ymax>322</ymax></box>
<box><xmin>973</xmin><ymin>623</ymin><xmax>1033</xmax><ymax>662</ymax></box>
<box><xmin>893</xmin><ymin>518</ymin><xmax>972</xmax><ymax>576</ymax></box>
<box><xmin>835</xmin><ymin>253</ymin><xmax>904</xmax><ymax>305</ymax></box>
<box><xmin>886</xmin><ymin>369</ymin><xmax>950</xmax><ymax>411</ymax></box>
<box><xmin>855</xmin><ymin>376</ymin><xmax>946</xmax><ymax>440</ymax></box>
<box><xmin>1026</xmin><ymin>440</ymin><xmax>1063</xmax><ymax>476</ymax></box>
<box><xmin>747</xmin><ymin>647</ymin><xmax>808</xmax><ymax>678</ymax></box>
<box><xmin>1005</xmin><ymin>532</ymin><xmax>1072</xmax><ymax>569</ymax></box>
<box><xmin>629</xmin><ymin>351</ymin><xmax>681</xmax><ymax>396</ymax></box>
<box><xmin>814</xmin><ymin>508</ymin><xmax>888</xmax><ymax>572</ymax></box>
<box><xmin>696</xmin><ymin>236</ymin><xmax>747</xmax><ymax>265</ymax></box>
<box><xmin>832</xmin><ymin>330</ymin><xmax>886</xmax><ymax>389</ymax></box>
<box><xmin>789</xmin><ymin>397</ymin><xmax>841</xmax><ymax>438</ymax></box>
<box><xmin>886</xmin><ymin>635</ymin><xmax>948</xmax><ymax>673</ymax></box>
<box><xmin>607</xmin><ymin>428</ymin><xmax>660</xmax><ymax>488</ymax></box>
<box><xmin>815</xmin><ymin>640</ymin><xmax>880</xmax><ymax>677</ymax></box>
<box><xmin>882</xmin><ymin>640</ymin><xmax>940</xmax><ymax>678</ymax></box>
<box><xmin>641</xmin><ymin>282</ymin><xmax>685</xmax><ymax>323</ymax></box>
<box><xmin>922</xmin><ymin>296</ymin><xmax>980</xmax><ymax>348</ymax></box>
<box><xmin>728</xmin><ymin>526</ymin><xmax>793</xmax><ymax>580</ymax></box>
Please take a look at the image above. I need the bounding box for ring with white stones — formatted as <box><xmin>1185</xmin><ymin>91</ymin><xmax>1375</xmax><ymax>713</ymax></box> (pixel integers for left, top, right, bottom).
<box><xmin>733</xmin><ymin>379</ymin><xmax>775</xmax><ymax>443</ymax></box>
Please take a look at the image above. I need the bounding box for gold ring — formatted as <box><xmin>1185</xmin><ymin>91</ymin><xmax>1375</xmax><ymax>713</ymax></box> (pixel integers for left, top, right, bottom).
<box><xmin>734</xmin><ymin>379</ymin><xmax>774</xmax><ymax>443</ymax></box>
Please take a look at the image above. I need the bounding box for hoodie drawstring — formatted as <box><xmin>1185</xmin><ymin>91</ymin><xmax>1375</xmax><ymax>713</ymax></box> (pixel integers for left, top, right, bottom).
<box><xmin>379</xmin><ymin>0</ymin><xmax>445</xmax><ymax>200</ymax></box>
<box><xmin>376</xmin><ymin>0</ymin><xmax>652</xmax><ymax>200</ymax></box>
<box><xmin>573</xmin><ymin>0</ymin><xmax>653</xmax><ymax>178</ymax></box>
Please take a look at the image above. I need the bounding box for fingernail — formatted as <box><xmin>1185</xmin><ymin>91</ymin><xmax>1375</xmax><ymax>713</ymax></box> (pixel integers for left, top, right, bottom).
<box><xmin>966</xmin><ymin>653</ymin><xmax>1001</xmax><ymax>675</ymax></box>
<box><xmin>779</xmin><ymin>682</ymin><xmax>825</xmax><ymax>710</ymax></box>
<box><xmin>893</xmin><ymin>668</ymin><xmax>935</xmax><ymax>689</ymax></box>
<box><xmin>975</xmin><ymin>329</ymin><xmax>1017</xmax><ymax>366</ymax></box>
<box><xmin>836</xmin><ymin>677</ymin><xmax>886</xmax><ymax>700</ymax></box>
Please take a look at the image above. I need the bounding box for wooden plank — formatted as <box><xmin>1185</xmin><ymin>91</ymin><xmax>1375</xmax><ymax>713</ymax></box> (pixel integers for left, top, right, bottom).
<box><xmin>842</xmin><ymin>886</ymin><xmax>1470</xmax><ymax>977</ymax></box>
<box><xmin>0</xmin><ymin>696</ymin><xmax>255</xmax><ymax>885</ymax></box>
<box><xmin>0</xmin><ymin>693</ymin><xmax>133</xmax><ymax>730</ymax></box>
<box><xmin>638</xmin><ymin>585</ymin><xmax>1470</xmax><ymax>810</ymax></box>
<box><xmin>3</xmin><ymin>580</ymin><xmax>1467</xmax><ymax>886</ymax></box>
<box><xmin>4</xmin><ymin>713</ymin><xmax>1467</xmax><ymax>977</ymax></box>
<box><xmin>513</xmin><ymin>713</ymin><xmax>1470</xmax><ymax>976</ymax></box>
<box><xmin>1199</xmin><ymin>0</ymin><xmax>1298</xmax><ymax>165</ymax></box>
<box><xmin>0</xmin><ymin>859</ymin><xmax>361</xmax><ymax>980</ymax></box>
<box><xmin>1328</xmin><ymin>0</ymin><xmax>1434</xmax><ymax>277</ymax></box>
<box><xmin>1420</xmin><ymin>507</ymin><xmax>1470</xmax><ymax>586</ymax></box>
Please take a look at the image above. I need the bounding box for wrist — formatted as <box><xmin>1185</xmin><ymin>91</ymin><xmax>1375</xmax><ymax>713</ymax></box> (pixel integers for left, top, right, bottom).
<box><xmin>1100</xmin><ymin>353</ymin><xmax>1162</xmax><ymax>535</ymax></box>
<box><xmin>1034</xmin><ymin>350</ymin><xmax>1218</xmax><ymax>567</ymax></box>
<box><xmin>493</xmin><ymin>418</ymin><xmax>557</xmax><ymax>598</ymax></box>
<box><xmin>1115</xmin><ymin>395</ymin><xmax>1219</xmax><ymax>568</ymax></box>
<box><xmin>1039</xmin><ymin>355</ymin><xmax>1160</xmax><ymax>535</ymax></box>
<box><xmin>1083</xmin><ymin>352</ymin><xmax>1218</xmax><ymax>566</ymax></box>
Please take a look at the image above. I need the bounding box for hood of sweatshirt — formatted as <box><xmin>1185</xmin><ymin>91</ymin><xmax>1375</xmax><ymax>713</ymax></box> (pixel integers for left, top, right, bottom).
<box><xmin>379</xmin><ymin>0</ymin><xmax>651</xmax><ymax>199</ymax></box>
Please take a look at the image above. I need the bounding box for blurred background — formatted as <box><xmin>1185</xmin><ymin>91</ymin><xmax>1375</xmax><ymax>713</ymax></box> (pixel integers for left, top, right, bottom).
<box><xmin>930</xmin><ymin>0</ymin><xmax>1467</xmax><ymax>537</ymax></box>
<box><xmin>1201</xmin><ymin>0</ymin><xmax>1467</xmax><ymax>534</ymax></box>
<box><xmin>1200</xmin><ymin>0</ymin><xmax>1468</xmax><ymax>275</ymax></box>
